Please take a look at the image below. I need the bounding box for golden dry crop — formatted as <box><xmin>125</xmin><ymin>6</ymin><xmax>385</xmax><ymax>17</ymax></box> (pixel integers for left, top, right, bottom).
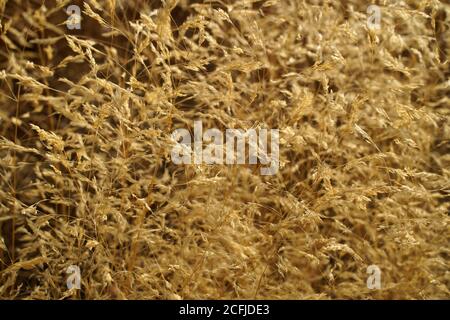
<box><xmin>0</xmin><ymin>0</ymin><xmax>449</xmax><ymax>299</ymax></box>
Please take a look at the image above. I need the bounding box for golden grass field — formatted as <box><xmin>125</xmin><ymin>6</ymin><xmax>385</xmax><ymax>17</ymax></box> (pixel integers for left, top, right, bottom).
<box><xmin>0</xmin><ymin>0</ymin><xmax>449</xmax><ymax>299</ymax></box>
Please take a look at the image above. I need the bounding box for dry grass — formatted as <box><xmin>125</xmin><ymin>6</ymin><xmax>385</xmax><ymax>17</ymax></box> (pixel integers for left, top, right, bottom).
<box><xmin>0</xmin><ymin>0</ymin><xmax>449</xmax><ymax>299</ymax></box>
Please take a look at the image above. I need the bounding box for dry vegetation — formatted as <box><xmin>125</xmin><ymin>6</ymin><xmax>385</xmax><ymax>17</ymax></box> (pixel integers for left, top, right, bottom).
<box><xmin>0</xmin><ymin>0</ymin><xmax>449</xmax><ymax>299</ymax></box>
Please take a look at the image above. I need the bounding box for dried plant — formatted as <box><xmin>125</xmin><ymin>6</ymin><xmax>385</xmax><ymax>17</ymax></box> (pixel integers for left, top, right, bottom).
<box><xmin>0</xmin><ymin>0</ymin><xmax>448</xmax><ymax>299</ymax></box>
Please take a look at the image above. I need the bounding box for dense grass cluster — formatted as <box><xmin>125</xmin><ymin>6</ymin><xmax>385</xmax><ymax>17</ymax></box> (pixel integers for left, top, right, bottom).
<box><xmin>0</xmin><ymin>0</ymin><xmax>448</xmax><ymax>299</ymax></box>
